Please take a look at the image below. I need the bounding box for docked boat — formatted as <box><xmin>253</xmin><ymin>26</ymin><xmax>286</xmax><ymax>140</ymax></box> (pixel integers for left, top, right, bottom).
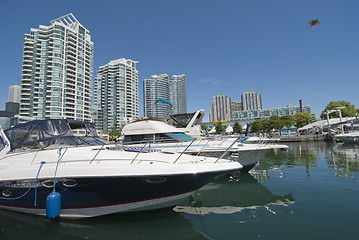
<box><xmin>121</xmin><ymin>118</ymin><xmax>288</xmax><ymax>172</ymax></box>
<box><xmin>0</xmin><ymin>119</ymin><xmax>242</xmax><ymax>219</ymax></box>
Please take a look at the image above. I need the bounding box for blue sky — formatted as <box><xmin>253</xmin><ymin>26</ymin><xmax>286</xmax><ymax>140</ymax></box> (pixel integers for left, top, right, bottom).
<box><xmin>1</xmin><ymin>0</ymin><xmax>358</xmax><ymax>121</ymax></box>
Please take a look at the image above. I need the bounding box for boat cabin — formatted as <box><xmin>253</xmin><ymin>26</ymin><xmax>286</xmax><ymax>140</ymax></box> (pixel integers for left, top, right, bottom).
<box><xmin>121</xmin><ymin>120</ymin><xmax>195</xmax><ymax>144</ymax></box>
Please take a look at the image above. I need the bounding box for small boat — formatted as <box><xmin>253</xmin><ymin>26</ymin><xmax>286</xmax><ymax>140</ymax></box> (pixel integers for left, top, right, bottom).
<box><xmin>0</xmin><ymin>119</ymin><xmax>242</xmax><ymax>219</ymax></box>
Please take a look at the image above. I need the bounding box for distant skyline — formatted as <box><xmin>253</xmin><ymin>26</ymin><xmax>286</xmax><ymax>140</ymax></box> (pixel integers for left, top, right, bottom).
<box><xmin>1</xmin><ymin>0</ymin><xmax>358</xmax><ymax>122</ymax></box>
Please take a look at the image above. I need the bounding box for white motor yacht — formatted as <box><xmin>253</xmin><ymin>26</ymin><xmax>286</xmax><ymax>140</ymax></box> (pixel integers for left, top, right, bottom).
<box><xmin>0</xmin><ymin>119</ymin><xmax>242</xmax><ymax>219</ymax></box>
<box><xmin>121</xmin><ymin>118</ymin><xmax>288</xmax><ymax>172</ymax></box>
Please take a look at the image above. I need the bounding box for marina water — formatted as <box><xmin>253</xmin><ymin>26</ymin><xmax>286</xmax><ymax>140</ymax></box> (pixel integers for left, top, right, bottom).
<box><xmin>1</xmin><ymin>141</ymin><xmax>358</xmax><ymax>240</ymax></box>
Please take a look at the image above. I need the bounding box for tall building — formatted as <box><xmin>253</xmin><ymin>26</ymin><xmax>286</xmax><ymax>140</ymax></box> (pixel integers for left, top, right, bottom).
<box><xmin>19</xmin><ymin>13</ymin><xmax>94</xmax><ymax>121</ymax></box>
<box><xmin>241</xmin><ymin>91</ymin><xmax>262</xmax><ymax>110</ymax></box>
<box><xmin>143</xmin><ymin>74</ymin><xmax>170</xmax><ymax>118</ymax></box>
<box><xmin>94</xmin><ymin>58</ymin><xmax>139</xmax><ymax>133</ymax></box>
<box><xmin>231</xmin><ymin>100</ymin><xmax>242</xmax><ymax>112</ymax></box>
<box><xmin>0</xmin><ymin>86</ymin><xmax>21</xmax><ymax>129</ymax></box>
<box><xmin>169</xmin><ymin>74</ymin><xmax>187</xmax><ymax>115</ymax></box>
<box><xmin>210</xmin><ymin>94</ymin><xmax>231</xmax><ymax>122</ymax></box>
<box><xmin>8</xmin><ymin>85</ymin><xmax>21</xmax><ymax>103</ymax></box>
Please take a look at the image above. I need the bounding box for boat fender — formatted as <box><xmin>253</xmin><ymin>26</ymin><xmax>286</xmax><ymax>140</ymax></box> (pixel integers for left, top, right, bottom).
<box><xmin>46</xmin><ymin>147</ymin><xmax>63</xmax><ymax>219</ymax></box>
<box><xmin>46</xmin><ymin>190</ymin><xmax>61</xmax><ymax>219</ymax></box>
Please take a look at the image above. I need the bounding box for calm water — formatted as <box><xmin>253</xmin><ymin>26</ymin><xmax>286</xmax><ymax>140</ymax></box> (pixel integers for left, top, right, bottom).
<box><xmin>1</xmin><ymin>141</ymin><xmax>359</xmax><ymax>240</ymax></box>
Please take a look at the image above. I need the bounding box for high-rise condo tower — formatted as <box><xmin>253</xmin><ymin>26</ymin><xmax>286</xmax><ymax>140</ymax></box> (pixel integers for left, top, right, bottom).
<box><xmin>94</xmin><ymin>58</ymin><xmax>139</xmax><ymax>133</ymax></box>
<box><xmin>19</xmin><ymin>13</ymin><xmax>94</xmax><ymax>121</ymax></box>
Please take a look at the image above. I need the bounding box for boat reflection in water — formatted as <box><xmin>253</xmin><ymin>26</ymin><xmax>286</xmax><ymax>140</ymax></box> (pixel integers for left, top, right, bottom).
<box><xmin>325</xmin><ymin>142</ymin><xmax>359</xmax><ymax>176</ymax></box>
<box><xmin>175</xmin><ymin>173</ymin><xmax>294</xmax><ymax>215</ymax></box>
<box><xmin>174</xmin><ymin>173</ymin><xmax>294</xmax><ymax>238</ymax></box>
<box><xmin>0</xmin><ymin>208</ymin><xmax>208</xmax><ymax>240</ymax></box>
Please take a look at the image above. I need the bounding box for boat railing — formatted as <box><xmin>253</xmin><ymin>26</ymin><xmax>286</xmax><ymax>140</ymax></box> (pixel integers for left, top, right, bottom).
<box><xmin>90</xmin><ymin>144</ymin><xmax>105</xmax><ymax>164</ymax></box>
<box><xmin>195</xmin><ymin>138</ymin><xmax>211</xmax><ymax>156</ymax></box>
<box><xmin>130</xmin><ymin>142</ymin><xmax>148</xmax><ymax>164</ymax></box>
<box><xmin>173</xmin><ymin>139</ymin><xmax>196</xmax><ymax>164</ymax></box>
<box><xmin>45</xmin><ymin>139</ymin><xmax>225</xmax><ymax>166</ymax></box>
<box><xmin>215</xmin><ymin>136</ymin><xmax>242</xmax><ymax>163</ymax></box>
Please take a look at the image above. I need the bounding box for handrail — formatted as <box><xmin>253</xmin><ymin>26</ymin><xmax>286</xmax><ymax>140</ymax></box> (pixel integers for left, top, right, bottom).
<box><xmin>215</xmin><ymin>136</ymin><xmax>242</xmax><ymax>163</ymax></box>
<box><xmin>130</xmin><ymin>142</ymin><xmax>148</xmax><ymax>164</ymax></box>
<box><xmin>218</xmin><ymin>138</ymin><xmax>227</xmax><ymax>146</ymax></box>
<box><xmin>90</xmin><ymin>144</ymin><xmax>105</xmax><ymax>164</ymax></box>
<box><xmin>196</xmin><ymin>138</ymin><xmax>210</xmax><ymax>156</ymax></box>
<box><xmin>176</xmin><ymin>140</ymin><xmax>185</xmax><ymax>152</ymax></box>
<box><xmin>173</xmin><ymin>139</ymin><xmax>196</xmax><ymax>164</ymax></box>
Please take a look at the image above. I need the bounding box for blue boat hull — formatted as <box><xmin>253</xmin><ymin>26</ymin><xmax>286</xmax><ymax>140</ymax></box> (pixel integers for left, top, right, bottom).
<box><xmin>0</xmin><ymin>170</ymin><xmax>235</xmax><ymax>218</ymax></box>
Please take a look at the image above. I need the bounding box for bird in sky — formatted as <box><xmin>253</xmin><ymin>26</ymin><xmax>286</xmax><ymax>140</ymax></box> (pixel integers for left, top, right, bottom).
<box><xmin>307</xmin><ymin>19</ymin><xmax>321</xmax><ymax>29</ymax></box>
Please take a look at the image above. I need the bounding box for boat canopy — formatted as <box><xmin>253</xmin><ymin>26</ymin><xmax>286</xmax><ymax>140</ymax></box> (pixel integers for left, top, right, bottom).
<box><xmin>4</xmin><ymin>119</ymin><xmax>103</xmax><ymax>151</ymax></box>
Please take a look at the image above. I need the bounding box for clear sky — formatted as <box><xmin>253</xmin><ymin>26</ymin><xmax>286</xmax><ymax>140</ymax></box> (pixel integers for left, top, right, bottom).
<box><xmin>1</xmin><ymin>0</ymin><xmax>358</xmax><ymax>121</ymax></box>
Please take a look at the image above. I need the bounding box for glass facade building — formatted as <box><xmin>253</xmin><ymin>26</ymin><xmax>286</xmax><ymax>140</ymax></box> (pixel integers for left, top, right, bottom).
<box><xmin>19</xmin><ymin>13</ymin><xmax>94</xmax><ymax>121</ymax></box>
<box><xmin>144</xmin><ymin>74</ymin><xmax>187</xmax><ymax>118</ymax></box>
<box><xmin>94</xmin><ymin>58</ymin><xmax>139</xmax><ymax>134</ymax></box>
<box><xmin>169</xmin><ymin>74</ymin><xmax>186</xmax><ymax>115</ymax></box>
<box><xmin>144</xmin><ymin>74</ymin><xmax>170</xmax><ymax>118</ymax></box>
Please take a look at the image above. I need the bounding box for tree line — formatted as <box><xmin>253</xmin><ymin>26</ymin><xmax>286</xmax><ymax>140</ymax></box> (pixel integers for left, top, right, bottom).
<box><xmin>202</xmin><ymin>112</ymin><xmax>313</xmax><ymax>135</ymax></box>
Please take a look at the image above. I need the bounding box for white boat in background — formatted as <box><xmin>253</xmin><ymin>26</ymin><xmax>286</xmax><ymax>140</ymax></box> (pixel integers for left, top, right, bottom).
<box><xmin>245</xmin><ymin>135</ymin><xmax>280</xmax><ymax>144</ymax></box>
<box><xmin>121</xmin><ymin>116</ymin><xmax>288</xmax><ymax>172</ymax></box>
<box><xmin>0</xmin><ymin>119</ymin><xmax>242</xmax><ymax>219</ymax></box>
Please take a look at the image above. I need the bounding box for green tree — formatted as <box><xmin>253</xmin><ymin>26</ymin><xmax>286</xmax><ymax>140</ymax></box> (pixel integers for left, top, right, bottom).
<box><xmin>262</xmin><ymin>119</ymin><xmax>272</xmax><ymax>133</ymax></box>
<box><xmin>320</xmin><ymin>101</ymin><xmax>357</xmax><ymax>119</ymax></box>
<box><xmin>109</xmin><ymin>126</ymin><xmax>121</xmax><ymax>139</ymax></box>
<box><xmin>233</xmin><ymin>122</ymin><xmax>242</xmax><ymax>134</ymax></box>
<box><xmin>294</xmin><ymin>112</ymin><xmax>312</xmax><ymax>128</ymax></box>
<box><xmin>268</xmin><ymin>115</ymin><xmax>282</xmax><ymax>131</ymax></box>
<box><xmin>215</xmin><ymin>122</ymin><xmax>225</xmax><ymax>134</ymax></box>
<box><xmin>201</xmin><ymin>124</ymin><xmax>209</xmax><ymax>132</ymax></box>
<box><xmin>280</xmin><ymin>115</ymin><xmax>295</xmax><ymax>128</ymax></box>
<box><xmin>250</xmin><ymin>120</ymin><xmax>262</xmax><ymax>133</ymax></box>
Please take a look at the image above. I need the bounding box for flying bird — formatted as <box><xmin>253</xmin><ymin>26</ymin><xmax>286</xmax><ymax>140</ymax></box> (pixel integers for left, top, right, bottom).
<box><xmin>307</xmin><ymin>19</ymin><xmax>321</xmax><ymax>29</ymax></box>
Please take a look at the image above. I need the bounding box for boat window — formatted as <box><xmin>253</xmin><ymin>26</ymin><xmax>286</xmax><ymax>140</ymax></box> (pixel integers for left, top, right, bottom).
<box><xmin>6</xmin><ymin>122</ymin><xmax>39</xmax><ymax>147</ymax></box>
<box><xmin>42</xmin><ymin>119</ymin><xmax>70</xmax><ymax>136</ymax></box>
<box><xmin>123</xmin><ymin>133</ymin><xmax>180</xmax><ymax>144</ymax></box>
<box><xmin>170</xmin><ymin>113</ymin><xmax>195</xmax><ymax>128</ymax></box>
<box><xmin>170</xmin><ymin>133</ymin><xmax>195</xmax><ymax>142</ymax></box>
<box><xmin>85</xmin><ymin>122</ymin><xmax>99</xmax><ymax>137</ymax></box>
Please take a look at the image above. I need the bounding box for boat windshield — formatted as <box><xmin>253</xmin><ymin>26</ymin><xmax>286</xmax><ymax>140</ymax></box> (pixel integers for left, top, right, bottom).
<box><xmin>68</xmin><ymin>120</ymin><xmax>99</xmax><ymax>137</ymax></box>
<box><xmin>170</xmin><ymin>113</ymin><xmax>195</xmax><ymax>128</ymax></box>
<box><xmin>4</xmin><ymin>119</ymin><xmax>105</xmax><ymax>151</ymax></box>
